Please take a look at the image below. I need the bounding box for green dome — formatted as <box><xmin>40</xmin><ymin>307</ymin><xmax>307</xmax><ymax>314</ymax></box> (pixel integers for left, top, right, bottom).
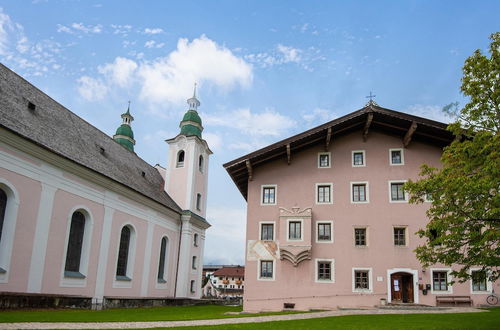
<box><xmin>182</xmin><ymin>110</ymin><xmax>202</xmax><ymax>125</ymax></box>
<box><xmin>115</xmin><ymin>124</ymin><xmax>134</xmax><ymax>139</ymax></box>
<box><xmin>114</xmin><ymin>137</ymin><xmax>135</xmax><ymax>152</ymax></box>
<box><xmin>180</xmin><ymin>124</ymin><xmax>202</xmax><ymax>138</ymax></box>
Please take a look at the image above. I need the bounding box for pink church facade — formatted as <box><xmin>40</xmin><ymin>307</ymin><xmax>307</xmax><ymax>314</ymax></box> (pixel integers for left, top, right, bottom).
<box><xmin>0</xmin><ymin>64</ymin><xmax>211</xmax><ymax>308</ymax></box>
<box><xmin>225</xmin><ymin>102</ymin><xmax>499</xmax><ymax>312</ymax></box>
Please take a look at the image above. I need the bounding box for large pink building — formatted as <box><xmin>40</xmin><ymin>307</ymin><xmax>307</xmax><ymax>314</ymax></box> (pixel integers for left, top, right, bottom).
<box><xmin>224</xmin><ymin>101</ymin><xmax>499</xmax><ymax>312</ymax></box>
<box><xmin>0</xmin><ymin>64</ymin><xmax>211</xmax><ymax>308</ymax></box>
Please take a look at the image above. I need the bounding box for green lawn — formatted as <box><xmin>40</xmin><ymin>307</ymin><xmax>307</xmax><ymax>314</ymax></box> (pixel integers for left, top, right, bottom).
<box><xmin>0</xmin><ymin>304</ymin><xmax>301</xmax><ymax>323</ymax></box>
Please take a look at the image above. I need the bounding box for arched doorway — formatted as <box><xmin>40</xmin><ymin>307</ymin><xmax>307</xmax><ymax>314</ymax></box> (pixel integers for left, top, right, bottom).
<box><xmin>390</xmin><ymin>272</ymin><xmax>414</xmax><ymax>303</ymax></box>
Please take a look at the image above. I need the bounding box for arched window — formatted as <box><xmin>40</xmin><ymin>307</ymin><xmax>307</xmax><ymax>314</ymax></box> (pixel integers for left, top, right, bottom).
<box><xmin>0</xmin><ymin>189</ymin><xmax>6</xmax><ymax>245</ymax></box>
<box><xmin>116</xmin><ymin>226</ymin><xmax>131</xmax><ymax>278</ymax></box>
<box><xmin>192</xmin><ymin>256</ymin><xmax>197</xmax><ymax>269</ymax></box>
<box><xmin>193</xmin><ymin>233</ymin><xmax>198</xmax><ymax>247</ymax></box>
<box><xmin>198</xmin><ymin>155</ymin><xmax>204</xmax><ymax>172</ymax></box>
<box><xmin>196</xmin><ymin>193</ymin><xmax>202</xmax><ymax>211</ymax></box>
<box><xmin>177</xmin><ymin>150</ymin><xmax>185</xmax><ymax>168</ymax></box>
<box><xmin>64</xmin><ymin>211</ymin><xmax>86</xmax><ymax>274</ymax></box>
<box><xmin>157</xmin><ymin>236</ymin><xmax>168</xmax><ymax>283</ymax></box>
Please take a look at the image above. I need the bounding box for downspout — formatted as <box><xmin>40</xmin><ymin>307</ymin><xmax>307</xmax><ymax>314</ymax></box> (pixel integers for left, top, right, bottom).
<box><xmin>174</xmin><ymin>214</ymin><xmax>183</xmax><ymax>298</ymax></box>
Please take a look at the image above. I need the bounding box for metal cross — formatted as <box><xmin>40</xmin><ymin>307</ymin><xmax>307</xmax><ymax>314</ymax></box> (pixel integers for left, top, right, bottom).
<box><xmin>366</xmin><ymin>91</ymin><xmax>376</xmax><ymax>101</ymax></box>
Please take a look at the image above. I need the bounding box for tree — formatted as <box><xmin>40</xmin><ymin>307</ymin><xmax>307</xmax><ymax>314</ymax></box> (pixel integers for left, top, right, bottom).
<box><xmin>405</xmin><ymin>32</ymin><xmax>500</xmax><ymax>282</ymax></box>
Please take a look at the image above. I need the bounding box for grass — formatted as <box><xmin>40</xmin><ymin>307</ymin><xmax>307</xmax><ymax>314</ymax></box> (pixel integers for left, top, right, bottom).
<box><xmin>0</xmin><ymin>304</ymin><xmax>304</xmax><ymax>323</ymax></box>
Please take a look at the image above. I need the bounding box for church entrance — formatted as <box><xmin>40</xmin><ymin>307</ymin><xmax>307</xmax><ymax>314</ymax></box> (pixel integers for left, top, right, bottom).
<box><xmin>390</xmin><ymin>272</ymin><xmax>414</xmax><ymax>303</ymax></box>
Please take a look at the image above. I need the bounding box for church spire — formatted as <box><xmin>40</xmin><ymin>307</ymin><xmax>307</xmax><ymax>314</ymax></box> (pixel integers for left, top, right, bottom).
<box><xmin>187</xmin><ymin>83</ymin><xmax>200</xmax><ymax>111</ymax></box>
<box><xmin>179</xmin><ymin>84</ymin><xmax>203</xmax><ymax>138</ymax></box>
<box><xmin>113</xmin><ymin>102</ymin><xmax>136</xmax><ymax>152</ymax></box>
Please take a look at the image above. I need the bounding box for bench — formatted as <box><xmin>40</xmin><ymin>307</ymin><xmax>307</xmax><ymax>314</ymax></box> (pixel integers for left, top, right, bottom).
<box><xmin>436</xmin><ymin>296</ymin><xmax>473</xmax><ymax>306</ymax></box>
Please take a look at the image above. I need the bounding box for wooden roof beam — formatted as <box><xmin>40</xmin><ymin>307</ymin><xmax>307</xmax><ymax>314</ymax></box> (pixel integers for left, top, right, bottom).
<box><xmin>245</xmin><ymin>160</ymin><xmax>253</xmax><ymax>181</ymax></box>
<box><xmin>403</xmin><ymin>121</ymin><xmax>418</xmax><ymax>148</ymax></box>
<box><xmin>286</xmin><ymin>144</ymin><xmax>291</xmax><ymax>165</ymax></box>
<box><xmin>362</xmin><ymin>112</ymin><xmax>374</xmax><ymax>141</ymax></box>
<box><xmin>325</xmin><ymin>127</ymin><xmax>332</xmax><ymax>151</ymax></box>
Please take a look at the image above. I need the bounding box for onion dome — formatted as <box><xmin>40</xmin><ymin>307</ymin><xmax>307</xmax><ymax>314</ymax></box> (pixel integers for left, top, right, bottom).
<box><xmin>113</xmin><ymin>102</ymin><xmax>136</xmax><ymax>152</ymax></box>
<box><xmin>179</xmin><ymin>84</ymin><xmax>203</xmax><ymax>138</ymax></box>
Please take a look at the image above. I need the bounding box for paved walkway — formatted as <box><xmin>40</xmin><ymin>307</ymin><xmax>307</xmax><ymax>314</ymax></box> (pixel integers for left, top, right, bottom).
<box><xmin>0</xmin><ymin>307</ymin><xmax>486</xmax><ymax>329</ymax></box>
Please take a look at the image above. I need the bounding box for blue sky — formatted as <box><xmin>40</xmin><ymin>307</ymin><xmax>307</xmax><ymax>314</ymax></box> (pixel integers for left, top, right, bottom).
<box><xmin>1</xmin><ymin>0</ymin><xmax>498</xmax><ymax>265</ymax></box>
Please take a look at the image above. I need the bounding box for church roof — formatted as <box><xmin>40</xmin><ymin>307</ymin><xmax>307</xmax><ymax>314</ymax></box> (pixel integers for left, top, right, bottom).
<box><xmin>0</xmin><ymin>64</ymin><xmax>183</xmax><ymax>214</ymax></box>
<box><xmin>224</xmin><ymin>102</ymin><xmax>455</xmax><ymax>200</ymax></box>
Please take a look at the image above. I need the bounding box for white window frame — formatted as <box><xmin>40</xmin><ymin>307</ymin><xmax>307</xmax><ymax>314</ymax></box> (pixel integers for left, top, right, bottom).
<box><xmin>0</xmin><ymin>180</ymin><xmax>20</xmax><ymax>284</ymax></box>
<box><xmin>316</xmin><ymin>220</ymin><xmax>333</xmax><ymax>243</ymax></box>
<box><xmin>60</xmin><ymin>206</ymin><xmax>94</xmax><ymax>288</ymax></box>
<box><xmin>286</xmin><ymin>219</ymin><xmax>304</xmax><ymax>242</ymax></box>
<box><xmin>260</xmin><ymin>184</ymin><xmax>277</xmax><ymax>206</ymax></box>
<box><xmin>388</xmin><ymin>180</ymin><xmax>408</xmax><ymax>203</ymax></box>
<box><xmin>315</xmin><ymin>258</ymin><xmax>335</xmax><ymax>283</ymax></box>
<box><xmin>389</xmin><ymin>148</ymin><xmax>404</xmax><ymax>166</ymax></box>
<box><xmin>113</xmin><ymin>223</ymin><xmax>137</xmax><ymax>288</ymax></box>
<box><xmin>350</xmin><ymin>181</ymin><xmax>369</xmax><ymax>203</ymax></box>
<box><xmin>393</xmin><ymin>225</ymin><xmax>408</xmax><ymax>247</ymax></box>
<box><xmin>257</xmin><ymin>259</ymin><xmax>275</xmax><ymax>281</ymax></box>
<box><xmin>176</xmin><ymin>150</ymin><xmax>185</xmax><ymax>168</ymax></box>
<box><xmin>156</xmin><ymin>235</ymin><xmax>169</xmax><ymax>288</ymax></box>
<box><xmin>192</xmin><ymin>256</ymin><xmax>197</xmax><ymax>270</ymax></box>
<box><xmin>352</xmin><ymin>150</ymin><xmax>366</xmax><ymax>167</ymax></box>
<box><xmin>318</xmin><ymin>152</ymin><xmax>331</xmax><ymax>168</ymax></box>
<box><xmin>316</xmin><ymin>183</ymin><xmax>333</xmax><ymax>205</ymax></box>
<box><xmin>352</xmin><ymin>267</ymin><xmax>373</xmax><ymax>293</ymax></box>
<box><xmin>353</xmin><ymin>226</ymin><xmax>368</xmax><ymax>247</ymax></box>
<box><xmin>430</xmin><ymin>268</ymin><xmax>453</xmax><ymax>294</ymax></box>
<box><xmin>469</xmin><ymin>268</ymin><xmax>493</xmax><ymax>294</ymax></box>
<box><xmin>259</xmin><ymin>221</ymin><xmax>275</xmax><ymax>241</ymax></box>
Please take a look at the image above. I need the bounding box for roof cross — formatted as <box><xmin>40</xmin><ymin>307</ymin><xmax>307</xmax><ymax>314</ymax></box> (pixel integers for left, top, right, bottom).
<box><xmin>366</xmin><ymin>91</ymin><xmax>376</xmax><ymax>101</ymax></box>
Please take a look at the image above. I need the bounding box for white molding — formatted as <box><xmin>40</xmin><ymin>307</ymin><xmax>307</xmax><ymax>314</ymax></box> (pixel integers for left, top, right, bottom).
<box><xmin>315</xmin><ymin>258</ymin><xmax>335</xmax><ymax>283</ymax></box>
<box><xmin>389</xmin><ymin>148</ymin><xmax>405</xmax><ymax>166</ymax></box>
<box><xmin>260</xmin><ymin>184</ymin><xmax>277</xmax><ymax>206</ymax></box>
<box><xmin>315</xmin><ymin>220</ymin><xmax>334</xmax><ymax>243</ymax></box>
<box><xmin>140</xmin><ymin>222</ymin><xmax>154</xmax><ymax>296</ymax></box>
<box><xmin>286</xmin><ymin>218</ymin><xmax>304</xmax><ymax>242</ymax></box>
<box><xmin>258</xmin><ymin>221</ymin><xmax>275</xmax><ymax>241</ymax></box>
<box><xmin>430</xmin><ymin>268</ymin><xmax>453</xmax><ymax>294</ymax></box>
<box><xmin>27</xmin><ymin>182</ymin><xmax>57</xmax><ymax>293</ymax></box>
<box><xmin>469</xmin><ymin>268</ymin><xmax>493</xmax><ymax>294</ymax></box>
<box><xmin>388</xmin><ymin>180</ymin><xmax>408</xmax><ymax>203</ymax></box>
<box><xmin>94</xmin><ymin>206</ymin><xmax>114</xmax><ymax>299</ymax></box>
<box><xmin>317</xmin><ymin>152</ymin><xmax>331</xmax><ymax>168</ymax></box>
<box><xmin>352</xmin><ymin>150</ymin><xmax>366</xmax><ymax>167</ymax></box>
<box><xmin>350</xmin><ymin>181</ymin><xmax>369</xmax><ymax>204</ymax></box>
<box><xmin>352</xmin><ymin>267</ymin><xmax>373</xmax><ymax>293</ymax></box>
<box><xmin>386</xmin><ymin>268</ymin><xmax>419</xmax><ymax>304</ymax></box>
<box><xmin>0</xmin><ymin>178</ymin><xmax>20</xmax><ymax>283</ymax></box>
<box><xmin>315</xmin><ymin>183</ymin><xmax>333</xmax><ymax>205</ymax></box>
<box><xmin>257</xmin><ymin>259</ymin><xmax>275</xmax><ymax>281</ymax></box>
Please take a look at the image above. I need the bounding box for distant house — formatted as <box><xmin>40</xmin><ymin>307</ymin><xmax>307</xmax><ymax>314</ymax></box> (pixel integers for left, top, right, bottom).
<box><xmin>224</xmin><ymin>100</ymin><xmax>499</xmax><ymax>312</ymax></box>
<box><xmin>0</xmin><ymin>64</ymin><xmax>212</xmax><ymax>308</ymax></box>
<box><xmin>202</xmin><ymin>266</ymin><xmax>245</xmax><ymax>298</ymax></box>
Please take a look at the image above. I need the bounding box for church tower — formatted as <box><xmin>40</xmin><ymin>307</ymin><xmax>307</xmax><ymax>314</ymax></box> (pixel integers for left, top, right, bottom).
<box><xmin>113</xmin><ymin>103</ymin><xmax>136</xmax><ymax>152</ymax></box>
<box><xmin>165</xmin><ymin>85</ymin><xmax>212</xmax><ymax>217</ymax></box>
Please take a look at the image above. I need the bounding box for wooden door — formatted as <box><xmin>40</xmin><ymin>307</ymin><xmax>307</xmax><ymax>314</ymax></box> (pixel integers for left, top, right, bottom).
<box><xmin>391</xmin><ymin>274</ymin><xmax>402</xmax><ymax>301</ymax></box>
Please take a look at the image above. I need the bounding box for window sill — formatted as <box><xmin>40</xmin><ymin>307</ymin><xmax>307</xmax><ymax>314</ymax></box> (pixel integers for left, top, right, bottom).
<box><xmin>116</xmin><ymin>275</ymin><xmax>132</xmax><ymax>281</ymax></box>
<box><xmin>64</xmin><ymin>271</ymin><xmax>86</xmax><ymax>279</ymax></box>
<box><xmin>157</xmin><ymin>279</ymin><xmax>167</xmax><ymax>284</ymax></box>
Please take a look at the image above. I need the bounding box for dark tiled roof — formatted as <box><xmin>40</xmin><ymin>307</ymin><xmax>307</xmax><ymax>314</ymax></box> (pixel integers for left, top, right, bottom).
<box><xmin>0</xmin><ymin>64</ymin><xmax>182</xmax><ymax>213</ymax></box>
<box><xmin>224</xmin><ymin>102</ymin><xmax>454</xmax><ymax>199</ymax></box>
<box><xmin>213</xmin><ymin>266</ymin><xmax>245</xmax><ymax>277</ymax></box>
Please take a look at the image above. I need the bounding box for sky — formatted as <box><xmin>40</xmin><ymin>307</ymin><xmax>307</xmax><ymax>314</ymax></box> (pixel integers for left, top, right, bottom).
<box><xmin>0</xmin><ymin>0</ymin><xmax>498</xmax><ymax>265</ymax></box>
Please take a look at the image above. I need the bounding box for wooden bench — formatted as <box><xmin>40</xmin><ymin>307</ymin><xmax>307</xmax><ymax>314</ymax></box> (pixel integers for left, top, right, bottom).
<box><xmin>436</xmin><ymin>295</ymin><xmax>473</xmax><ymax>306</ymax></box>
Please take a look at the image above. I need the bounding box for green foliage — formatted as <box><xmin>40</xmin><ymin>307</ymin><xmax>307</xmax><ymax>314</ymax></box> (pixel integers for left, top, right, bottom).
<box><xmin>405</xmin><ymin>33</ymin><xmax>500</xmax><ymax>282</ymax></box>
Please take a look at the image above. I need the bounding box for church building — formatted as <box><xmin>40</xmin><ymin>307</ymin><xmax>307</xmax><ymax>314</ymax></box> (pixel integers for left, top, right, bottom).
<box><xmin>0</xmin><ymin>64</ymin><xmax>211</xmax><ymax>308</ymax></box>
<box><xmin>224</xmin><ymin>100</ymin><xmax>498</xmax><ymax>311</ymax></box>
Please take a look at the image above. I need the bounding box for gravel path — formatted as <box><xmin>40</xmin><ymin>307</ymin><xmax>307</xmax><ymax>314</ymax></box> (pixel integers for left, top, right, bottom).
<box><xmin>0</xmin><ymin>307</ymin><xmax>486</xmax><ymax>329</ymax></box>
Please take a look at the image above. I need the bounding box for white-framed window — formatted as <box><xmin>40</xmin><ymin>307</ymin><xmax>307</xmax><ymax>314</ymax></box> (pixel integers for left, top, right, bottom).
<box><xmin>315</xmin><ymin>259</ymin><xmax>335</xmax><ymax>283</ymax></box>
<box><xmin>430</xmin><ymin>268</ymin><xmax>453</xmax><ymax>294</ymax></box>
<box><xmin>316</xmin><ymin>183</ymin><xmax>333</xmax><ymax>204</ymax></box>
<box><xmin>316</xmin><ymin>221</ymin><xmax>333</xmax><ymax>243</ymax></box>
<box><xmin>193</xmin><ymin>233</ymin><xmax>198</xmax><ymax>247</ymax></box>
<box><xmin>259</xmin><ymin>221</ymin><xmax>275</xmax><ymax>241</ymax></box>
<box><xmin>114</xmin><ymin>224</ymin><xmax>136</xmax><ymax>286</ymax></box>
<box><xmin>157</xmin><ymin>236</ymin><xmax>169</xmax><ymax>284</ymax></box>
<box><xmin>176</xmin><ymin>150</ymin><xmax>185</xmax><ymax>168</ymax></box>
<box><xmin>352</xmin><ymin>268</ymin><xmax>373</xmax><ymax>293</ymax></box>
<box><xmin>354</xmin><ymin>227</ymin><xmax>368</xmax><ymax>247</ymax></box>
<box><xmin>287</xmin><ymin>219</ymin><xmax>303</xmax><ymax>241</ymax></box>
<box><xmin>351</xmin><ymin>181</ymin><xmax>369</xmax><ymax>203</ymax></box>
<box><xmin>389</xmin><ymin>180</ymin><xmax>408</xmax><ymax>202</ymax></box>
<box><xmin>470</xmin><ymin>268</ymin><xmax>492</xmax><ymax>293</ymax></box>
<box><xmin>393</xmin><ymin>226</ymin><xmax>407</xmax><ymax>246</ymax></box>
<box><xmin>192</xmin><ymin>256</ymin><xmax>197</xmax><ymax>270</ymax></box>
<box><xmin>261</xmin><ymin>185</ymin><xmax>277</xmax><ymax>205</ymax></box>
<box><xmin>318</xmin><ymin>152</ymin><xmax>331</xmax><ymax>168</ymax></box>
<box><xmin>352</xmin><ymin>150</ymin><xmax>366</xmax><ymax>167</ymax></box>
<box><xmin>0</xmin><ymin>180</ymin><xmax>20</xmax><ymax>282</ymax></box>
<box><xmin>389</xmin><ymin>148</ymin><xmax>404</xmax><ymax>165</ymax></box>
<box><xmin>258</xmin><ymin>260</ymin><xmax>275</xmax><ymax>281</ymax></box>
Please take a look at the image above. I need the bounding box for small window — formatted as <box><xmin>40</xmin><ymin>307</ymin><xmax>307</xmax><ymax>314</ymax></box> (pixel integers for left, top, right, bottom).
<box><xmin>199</xmin><ymin>155</ymin><xmax>204</xmax><ymax>172</ymax></box>
<box><xmin>176</xmin><ymin>150</ymin><xmax>185</xmax><ymax>168</ymax></box>
<box><xmin>393</xmin><ymin>227</ymin><xmax>406</xmax><ymax>246</ymax></box>
<box><xmin>354</xmin><ymin>228</ymin><xmax>367</xmax><ymax>246</ymax></box>
<box><xmin>64</xmin><ymin>211</ymin><xmax>86</xmax><ymax>274</ymax></box>
<box><xmin>0</xmin><ymin>189</ymin><xmax>6</xmax><ymax>245</ymax></box>
<box><xmin>352</xmin><ymin>151</ymin><xmax>365</xmax><ymax>167</ymax></box>
<box><xmin>260</xmin><ymin>260</ymin><xmax>273</xmax><ymax>279</ymax></box>
<box><xmin>352</xmin><ymin>183</ymin><xmax>368</xmax><ymax>202</ymax></box>
<box><xmin>354</xmin><ymin>270</ymin><xmax>370</xmax><ymax>290</ymax></box>
<box><xmin>262</xmin><ymin>186</ymin><xmax>276</xmax><ymax>205</ymax></box>
<box><xmin>390</xmin><ymin>182</ymin><xmax>406</xmax><ymax>201</ymax></box>
<box><xmin>317</xmin><ymin>261</ymin><xmax>332</xmax><ymax>281</ymax></box>
<box><xmin>116</xmin><ymin>226</ymin><xmax>132</xmax><ymax>278</ymax></box>
<box><xmin>196</xmin><ymin>193</ymin><xmax>201</xmax><ymax>211</ymax></box>
<box><xmin>192</xmin><ymin>256</ymin><xmax>197</xmax><ymax>269</ymax></box>
<box><xmin>472</xmin><ymin>270</ymin><xmax>487</xmax><ymax>292</ymax></box>
<box><xmin>432</xmin><ymin>271</ymin><xmax>448</xmax><ymax>291</ymax></box>
<box><xmin>318</xmin><ymin>152</ymin><xmax>331</xmax><ymax>168</ymax></box>
<box><xmin>261</xmin><ymin>223</ymin><xmax>274</xmax><ymax>241</ymax></box>
<box><xmin>317</xmin><ymin>223</ymin><xmax>332</xmax><ymax>241</ymax></box>
<box><xmin>193</xmin><ymin>233</ymin><xmax>198</xmax><ymax>246</ymax></box>
<box><xmin>157</xmin><ymin>237</ymin><xmax>168</xmax><ymax>282</ymax></box>
<box><xmin>317</xmin><ymin>184</ymin><xmax>332</xmax><ymax>204</ymax></box>
<box><xmin>190</xmin><ymin>280</ymin><xmax>195</xmax><ymax>293</ymax></box>
<box><xmin>288</xmin><ymin>221</ymin><xmax>301</xmax><ymax>240</ymax></box>
<box><xmin>390</xmin><ymin>149</ymin><xmax>404</xmax><ymax>165</ymax></box>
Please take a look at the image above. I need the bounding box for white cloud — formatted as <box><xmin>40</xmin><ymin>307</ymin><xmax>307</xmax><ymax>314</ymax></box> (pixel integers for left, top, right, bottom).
<box><xmin>57</xmin><ymin>23</ymin><xmax>102</xmax><ymax>34</ymax></box>
<box><xmin>405</xmin><ymin>104</ymin><xmax>451</xmax><ymax>123</ymax></box>
<box><xmin>302</xmin><ymin>107</ymin><xmax>336</xmax><ymax>126</ymax></box>
<box><xmin>277</xmin><ymin>44</ymin><xmax>301</xmax><ymax>63</ymax></box>
<box><xmin>144</xmin><ymin>40</ymin><xmax>165</xmax><ymax>49</ymax></box>
<box><xmin>0</xmin><ymin>8</ymin><xmax>14</xmax><ymax>55</ymax></box>
<box><xmin>203</xmin><ymin>132</ymin><xmax>223</xmax><ymax>151</ymax></box>
<box><xmin>98</xmin><ymin>57</ymin><xmax>137</xmax><ymax>88</ymax></box>
<box><xmin>245</xmin><ymin>44</ymin><xmax>303</xmax><ymax>68</ymax></box>
<box><xmin>144</xmin><ymin>28</ymin><xmax>163</xmax><ymax>34</ymax></box>
<box><xmin>76</xmin><ymin>76</ymin><xmax>108</xmax><ymax>101</ymax></box>
<box><xmin>111</xmin><ymin>24</ymin><xmax>132</xmax><ymax>35</ymax></box>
